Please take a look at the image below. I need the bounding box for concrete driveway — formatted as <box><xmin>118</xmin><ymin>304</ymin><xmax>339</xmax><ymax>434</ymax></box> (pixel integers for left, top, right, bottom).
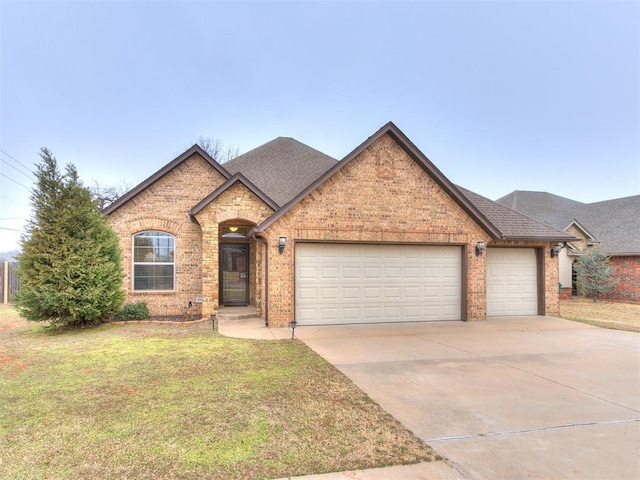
<box><xmin>294</xmin><ymin>316</ymin><xmax>640</xmax><ymax>480</ymax></box>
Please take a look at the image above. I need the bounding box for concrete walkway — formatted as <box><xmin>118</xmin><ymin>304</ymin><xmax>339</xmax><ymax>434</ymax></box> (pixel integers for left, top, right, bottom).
<box><xmin>219</xmin><ymin>317</ymin><xmax>640</xmax><ymax>479</ymax></box>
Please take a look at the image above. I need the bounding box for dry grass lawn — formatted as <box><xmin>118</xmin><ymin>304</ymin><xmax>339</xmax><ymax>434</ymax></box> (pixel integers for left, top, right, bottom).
<box><xmin>559</xmin><ymin>297</ymin><xmax>640</xmax><ymax>333</ymax></box>
<box><xmin>0</xmin><ymin>305</ymin><xmax>436</xmax><ymax>480</ymax></box>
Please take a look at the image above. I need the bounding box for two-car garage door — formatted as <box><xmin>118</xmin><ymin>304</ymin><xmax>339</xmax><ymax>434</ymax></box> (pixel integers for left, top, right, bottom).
<box><xmin>295</xmin><ymin>243</ymin><xmax>461</xmax><ymax>325</ymax></box>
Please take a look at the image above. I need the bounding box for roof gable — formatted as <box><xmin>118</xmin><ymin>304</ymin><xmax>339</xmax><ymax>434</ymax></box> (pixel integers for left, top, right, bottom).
<box><xmin>189</xmin><ymin>172</ymin><xmax>279</xmax><ymax>216</ymax></box>
<box><xmin>104</xmin><ymin>145</ymin><xmax>230</xmax><ymax>215</ymax></box>
<box><xmin>256</xmin><ymin>122</ymin><xmax>502</xmax><ymax>238</ymax></box>
<box><xmin>564</xmin><ymin>219</ymin><xmax>598</xmax><ymax>243</ymax></box>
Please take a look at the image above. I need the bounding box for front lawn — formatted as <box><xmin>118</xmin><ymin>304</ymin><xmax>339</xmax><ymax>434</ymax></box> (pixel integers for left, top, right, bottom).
<box><xmin>559</xmin><ymin>298</ymin><xmax>640</xmax><ymax>333</ymax></box>
<box><xmin>0</xmin><ymin>306</ymin><xmax>435</xmax><ymax>479</ymax></box>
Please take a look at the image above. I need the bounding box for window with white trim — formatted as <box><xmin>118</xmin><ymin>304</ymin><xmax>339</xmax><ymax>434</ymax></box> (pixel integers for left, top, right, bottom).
<box><xmin>133</xmin><ymin>231</ymin><xmax>175</xmax><ymax>291</ymax></box>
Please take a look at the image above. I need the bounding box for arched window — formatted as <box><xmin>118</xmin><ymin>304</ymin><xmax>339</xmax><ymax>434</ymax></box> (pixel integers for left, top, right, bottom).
<box><xmin>132</xmin><ymin>231</ymin><xmax>175</xmax><ymax>291</ymax></box>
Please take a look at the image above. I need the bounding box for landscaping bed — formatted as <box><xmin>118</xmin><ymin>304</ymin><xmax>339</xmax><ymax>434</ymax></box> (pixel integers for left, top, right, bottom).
<box><xmin>0</xmin><ymin>305</ymin><xmax>436</xmax><ymax>480</ymax></box>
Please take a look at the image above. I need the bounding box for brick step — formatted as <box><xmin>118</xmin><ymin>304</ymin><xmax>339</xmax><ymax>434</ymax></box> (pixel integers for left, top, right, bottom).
<box><xmin>217</xmin><ymin>306</ymin><xmax>258</xmax><ymax>322</ymax></box>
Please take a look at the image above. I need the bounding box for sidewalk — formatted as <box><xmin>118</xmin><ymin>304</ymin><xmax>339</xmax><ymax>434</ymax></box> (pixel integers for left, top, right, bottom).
<box><xmin>273</xmin><ymin>461</ymin><xmax>461</xmax><ymax>480</ymax></box>
<box><xmin>218</xmin><ymin>317</ymin><xmax>465</xmax><ymax>480</ymax></box>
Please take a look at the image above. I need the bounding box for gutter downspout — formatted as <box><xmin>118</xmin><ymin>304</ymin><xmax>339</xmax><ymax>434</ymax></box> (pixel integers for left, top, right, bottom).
<box><xmin>252</xmin><ymin>233</ymin><xmax>269</xmax><ymax>327</ymax></box>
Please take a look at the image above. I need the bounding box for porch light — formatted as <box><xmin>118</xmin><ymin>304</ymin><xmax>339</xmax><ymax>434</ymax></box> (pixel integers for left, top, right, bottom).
<box><xmin>551</xmin><ymin>243</ymin><xmax>563</xmax><ymax>258</ymax></box>
<box><xmin>278</xmin><ymin>236</ymin><xmax>287</xmax><ymax>254</ymax></box>
<box><xmin>228</xmin><ymin>226</ymin><xmax>238</xmax><ymax>232</ymax></box>
<box><xmin>475</xmin><ymin>241</ymin><xmax>486</xmax><ymax>257</ymax></box>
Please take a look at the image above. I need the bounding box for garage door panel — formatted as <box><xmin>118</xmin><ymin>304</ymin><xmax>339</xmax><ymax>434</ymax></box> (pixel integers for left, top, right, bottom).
<box><xmin>343</xmin><ymin>308</ymin><xmax>361</xmax><ymax>320</ymax></box>
<box><xmin>423</xmin><ymin>286</ymin><xmax>440</xmax><ymax>298</ymax></box>
<box><xmin>321</xmin><ymin>307</ymin><xmax>339</xmax><ymax>319</ymax></box>
<box><xmin>298</xmin><ymin>287</ymin><xmax>318</xmax><ymax>300</ymax></box>
<box><xmin>404</xmin><ymin>286</ymin><xmax>421</xmax><ymax>298</ymax></box>
<box><xmin>487</xmin><ymin>248</ymin><xmax>538</xmax><ymax>316</ymax></box>
<box><xmin>405</xmin><ymin>267</ymin><xmax>421</xmax><ymax>278</ymax></box>
<box><xmin>296</xmin><ymin>243</ymin><xmax>461</xmax><ymax>325</ymax></box>
<box><xmin>364</xmin><ymin>286</ymin><xmax>381</xmax><ymax>298</ymax></box>
<box><xmin>343</xmin><ymin>286</ymin><xmax>360</xmax><ymax>299</ymax></box>
<box><xmin>298</xmin><ymin>266</ymin><xmax>318</xmax><ymax>279</ymax></box>
<box><xmin>321</xmin><ymin>287</ymin><xmax>339</xmax><ymax>299</ymax></box>
<box><xmin>384</xmin><ymin>266</ymin><xmax>402</xmax><ymax>278</ymax></box>
<box><xmin>341</xmin><ymin>268</ymin><xmax>359</xmax><ymax>280</ymax></box>
<box><xmin>298</xmin><ymin>307</ymin><xmax>317</xmax><ymax>321</ymax></box>
<box><xmin>442</xmin><ymin>286</ymin><xmax>459</xmax><ymax>297</ymax></box>
<box><xmin>385</xmin><ymin>286</ymin><xmax>402</xmax><ymax>298</ymax></box>
<box><xmin>320</xmin><ymin>266</ymin><xmax>339</xmax><ymax>279</ymax></box>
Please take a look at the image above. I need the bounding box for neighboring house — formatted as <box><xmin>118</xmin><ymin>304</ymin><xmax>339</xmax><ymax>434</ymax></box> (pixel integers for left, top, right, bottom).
<box><xmin>104</xmin><ymin>122</ymin><xmax>574</xmax><ymax>327</ymax></box>
<box><xmin>497</xmin><ymin>191</ymin><xmax>640</xmax><ymax>302</ymax></box>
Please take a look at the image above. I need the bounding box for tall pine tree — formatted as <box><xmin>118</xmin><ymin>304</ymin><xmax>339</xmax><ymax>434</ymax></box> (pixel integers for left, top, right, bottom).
<box><xmin>16</xmin><ymin>148</ymin><xmax>125</xmax><ymax>327</ymax></box>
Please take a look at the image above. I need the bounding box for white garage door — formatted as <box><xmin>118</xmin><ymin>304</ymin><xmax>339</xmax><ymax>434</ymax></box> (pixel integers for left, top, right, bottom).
<box><xmin>486</xmin><ymin>248</ymin><xmax>538</xmax><ymax>316</ymax></box>
<box><xmin>295</xmin><ymin>243</ymin><xmax>461</xmax><ymax>325</ymax></box>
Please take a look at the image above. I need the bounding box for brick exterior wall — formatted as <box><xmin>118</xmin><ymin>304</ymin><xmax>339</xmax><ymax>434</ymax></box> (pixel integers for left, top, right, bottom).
<box><xmin>108</xmin><ymin>136</ymin><xmax>563</xmax><ymax>325</ymax></box>
<box><xmin>560</xmin><ymin>287</ymin><xmax>573</xmax><ymax>300</ymax></box>
<box><xmin>261</xmin><ymin>133</ymin><xmax>500</xmax><ymax>327</ymax></box>
<box><xmin>107</xmin><ymin>153</ymin><xmax>227</xmax><ymax>318</ymax></box>
<box><xmin>608</xmin><ymin>256</ymin><xmax>640</xmax><ymax>302</ymax></box>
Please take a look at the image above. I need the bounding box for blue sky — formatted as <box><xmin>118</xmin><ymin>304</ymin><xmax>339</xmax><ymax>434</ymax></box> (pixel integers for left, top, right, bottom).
<box><xmin>1</xmin><ymin>0</ymin><xmax>638</xmax><ymax>252</ymax></box>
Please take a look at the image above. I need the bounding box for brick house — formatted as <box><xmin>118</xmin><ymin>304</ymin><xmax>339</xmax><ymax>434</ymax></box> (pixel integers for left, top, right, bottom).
<box><xmin>497</xmin><ymin>191</ymin><xmax>640</xmax><ymax>302</ymax></box>
<box><xmin>105</xmin><ymin>122</ymin><xmax>574</xmax><ymax>327</ymax></box>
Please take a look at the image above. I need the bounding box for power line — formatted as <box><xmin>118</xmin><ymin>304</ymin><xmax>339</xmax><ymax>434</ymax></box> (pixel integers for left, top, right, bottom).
<box><xmin>0</xmin><ymin>195</ymin><xmax>28</xmax><ymax>206</ymax></box>
<box><xmin>0</xmin><ymin>226</ymin><xmax>24</xmax><ymax>232</ymax></box>
<box><xmin>0</xmin><ymin>172</ymin><xmax>31</xmax><ymax>190</ymax></box>
<box><xmin>0</xmin><ymin>217</ymin><xmax>26</xmax><ymax>221</ymax></box>
<box><xmin>0</xmin><ymin>149</ymin><xmax>34</xmax><ymax>176</ymax></box>
<box><xmin>0</xmin><ymin>156</ymin><xmax>33</xmax><ymax>180</ymax></box>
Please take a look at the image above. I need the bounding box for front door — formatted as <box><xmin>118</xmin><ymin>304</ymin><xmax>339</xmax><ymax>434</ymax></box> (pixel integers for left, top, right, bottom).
<box><xmin>220</xmin><ymin>243</ymin><xmax>249</xmax><ymax>305</ymax></box>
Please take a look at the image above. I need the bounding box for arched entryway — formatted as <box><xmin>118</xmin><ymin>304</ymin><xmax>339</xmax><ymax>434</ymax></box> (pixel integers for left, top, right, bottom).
<box><xmin>219</xmin><ymin>221</ymin><xmax>256</xmax><ymax>306</ymax></box>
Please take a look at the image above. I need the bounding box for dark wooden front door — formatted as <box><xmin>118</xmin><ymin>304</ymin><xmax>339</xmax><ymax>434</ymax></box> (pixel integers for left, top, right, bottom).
<box><xmin>220</xmin><ymin>243</ymin><xmax>249</xmax><ymax>305</ymax></box>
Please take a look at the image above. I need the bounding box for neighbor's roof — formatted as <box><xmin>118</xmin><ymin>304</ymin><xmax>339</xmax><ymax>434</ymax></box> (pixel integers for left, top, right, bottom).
<box><xmin>497</xmin><ymin>191</ymin><xmax>640</xmax><ymax>255</ymax></box>
<box><xmin>458</xmin><ymin>187</ymin><xmax>575</xmax><ymax>242</ymax></box>
<box><xmin>223</xmin><ymin>137</ymin><xmax>337</xmax><ymax>207</ymax></box>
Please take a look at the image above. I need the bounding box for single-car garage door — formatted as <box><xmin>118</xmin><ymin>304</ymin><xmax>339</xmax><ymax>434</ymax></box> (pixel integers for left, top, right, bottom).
<box><xmin>295</xmin><ymin>243</ymin><xmax>461</xmax><ymax>325</ymax></box>
<box><xmin>486</xmin><ymin>248</ymin><xmax>538</xmax><ymax>316</ymax></box>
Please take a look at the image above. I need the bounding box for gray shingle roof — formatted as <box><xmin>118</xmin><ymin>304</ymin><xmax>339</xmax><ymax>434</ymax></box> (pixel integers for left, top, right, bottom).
<box><xmin>496</xmin><ymin>191</ymin><xmax>584</xmax><ymax>225</ymax></box>
<box><xmin>496</xmin><ymin>191</ymin><xmax>640</xmax><ymax>255</ymax></box>
<box><xmin>104</xmin><ymin>127</ymin><xmax>582</xmax><ymax>245</ymax></box>
<box><xmin>458</xmin><ymin>187</ymin><xmax>575</xmax><ymax>241</ymax></box>
<box><xmin>253</xmin><ymin>122</ymin><xmax>571</xmax><ymax>243</ymax></box>
<box><xmin>223</xmin><ymin>137</ymin><xmax>337</xmax><ymax>207</ymax></box>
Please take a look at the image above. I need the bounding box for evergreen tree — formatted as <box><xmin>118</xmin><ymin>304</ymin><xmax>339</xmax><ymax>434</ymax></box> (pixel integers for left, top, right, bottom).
<box><xmin>15</xmin><ymin>148</ymin><xmax>125</xmax><ymax>327</ymax></box>
<box><xmin>574</xmin><ymin>246</ymin><xmax>618</xmax><ymax>302</ymax></box>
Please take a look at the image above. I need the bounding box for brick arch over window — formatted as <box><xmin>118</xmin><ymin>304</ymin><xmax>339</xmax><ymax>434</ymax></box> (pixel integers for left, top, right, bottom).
<box><xmin>125</xmin><ymin>218</ymin><xmax>182</xmax><ymax>236</ymax></box>
<box><xmin>213</xmin><ymin>210</ymin><xmax>268</xmax><ymax>225</ymax></box>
